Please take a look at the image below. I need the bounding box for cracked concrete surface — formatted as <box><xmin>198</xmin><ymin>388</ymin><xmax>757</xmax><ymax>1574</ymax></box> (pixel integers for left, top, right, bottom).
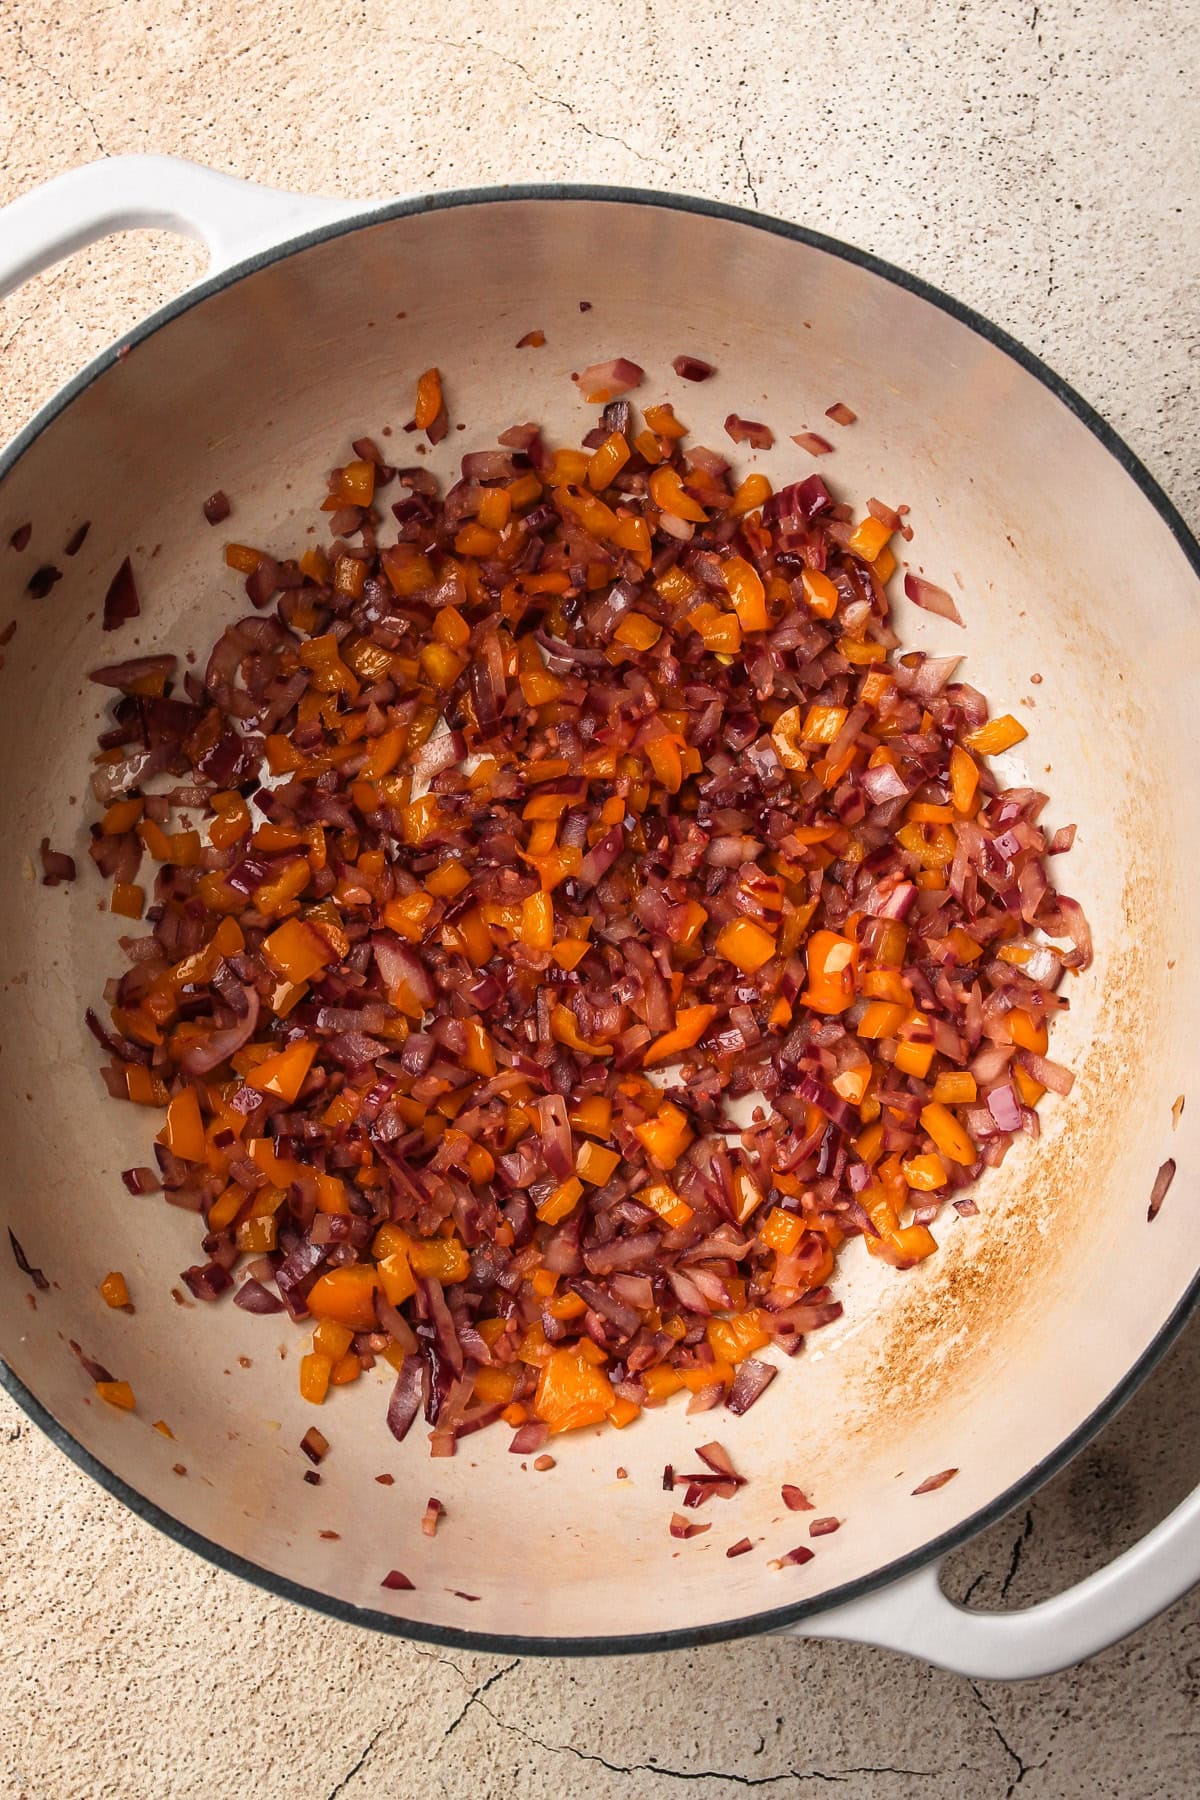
<box><xmin>1</xmin><ymin>1</ymin><xmax>1198</xmax><ymax>1795</ymax></box>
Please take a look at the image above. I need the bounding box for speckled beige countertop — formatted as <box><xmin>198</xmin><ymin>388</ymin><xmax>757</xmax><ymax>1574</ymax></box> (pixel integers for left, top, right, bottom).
<box><xmin>1</xmin><ymin>3</ymin><xmax>1198</xmax><ymax>1796</ymax></box>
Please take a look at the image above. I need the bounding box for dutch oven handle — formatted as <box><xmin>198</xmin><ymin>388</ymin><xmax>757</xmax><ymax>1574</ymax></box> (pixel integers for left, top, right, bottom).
<box><xmin>0</xmin><ymin>154</ymin><xmax>361</xmax><ymax>302</ymax></box>
<box><xmin>793</xmin><ymin>1479</ymin><xmax>1200</xmax><ymax>1679</ymax></box>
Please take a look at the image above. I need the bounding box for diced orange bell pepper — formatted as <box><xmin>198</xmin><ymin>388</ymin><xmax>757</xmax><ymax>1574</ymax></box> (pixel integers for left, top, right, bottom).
<box><xmin>1007</xmin><ymin>1008</ymin><xmax>1048</xmax><ymax>1054</ymax></box>
<box><xmin>162</xmin><ymin>1087</ymin><xmax>206</xmax><ymax>1162</ymax></box>
<box><xmin>760</xmin><ymin>1207</ymin><xmax>806</xmax><ymax>1255</ymax></box>
<box><xmin>801</xmin><ymin>703</ymin><xmax>848</xmax><ymax>745</ymax></box>
<box><xmin>377</xmin><ymin>1249</ymin><xmax>417</xmax><ymax>1308</ymax></box>
<box><xmin>476</xmin><ymin>487</ymin><xmax>511</xmax><ymax>531</ymax></box>
<box><xmin>857</xmin><ymin>999</ymin><xmax>909</xmax><ymax>1039</ymax></box>
<box><xmin>896</xmin><ymin>822</ymin><xmax>957</xmax><ymax>870</ymax></box>
<box><xmin>102</xmin><ymin>798</ymin><xmax>143</xmax><ymax>836</ymax></box>
<box><xmin>649</xmin><ymin>466</ymin><xmax>707</xmax><ymax>522</ymax></box>
<box><xmin>225</xmin><ymin>542</ymin><xmax>264</xmax><ymax>575</ymax></box>
<box><xmin>313</xmin><ymin>1317</ymin><xmax>354</xmax><ymax>1353</ymax></box>
<box><xmin>964</xmin><ymin>715</ymin><xmax>1028</xmax><ymax>756</ymax></box>
<box><xmin>587</xmin><ymin>432</ymin><xmax>631</xmax><ymax>490</ymax></box>
<box><xmin>382</xmin><ymin>891</ymin><xmax>434</xmax><ymax>943</ymax></box>
<box><xmin>920</xmin><ymin>1101</ymin><xmax>976</xmax><ymax>1166</ymax></box>
<box><xmin>414</xmin><ymin>367</ymin><xmax>444</xmax><ymax>432</ymax></box>
<box><xmin>576</xmin><ymin>1141</ymin><xmax>621</xmax><ymax>1185</ymax></box>
<box><xmin>677</xmin><ymin>1361</ymin><xmax>735</xmax><ymax>1392</ymax></box>
<box><xmin>641</xmin><ymin>1364</ymin><xmax>683</xmax><ymax>1404</ymax></box>
<box><xmin>614</xmin><ymin>613</ymin><xmax>662</xmax><ymax>650</ymax></box>
<box><xmin>802</xmin><ymin>569</ymin><xmax>839</xmax><ymax>619</ymax></box>
<box><xmin>246</xmin><ymin>1038</ymin><xmax>317</xmax><ymax>1104</ymax></box>
<box><xmin>300</xmin><ymin>1352</ymin><xmax>332</xmax><ymax>1405</ymax></box>
<box><xmin>236</xmin><ymin>1215</ymin><xmax>277</xmax><ymax>1254</ymax></box>
<box><xmin>551</xmin><ymin>1005</ymin><xmax>611</xmax><ymax>1058</ymax></box>
<box><xmin>474</xmin><ymin>1365</ymin><xmax>519</xmax><ymax>1404</ymax></box>
<box><xmin>99</xmin><ymin>1271</ymin><xmax>131</xmax><ymax>1309</ymax></box>
<box><xmin>110</xmin><ymin>882</ymin><xmax>145</xmax><ymax>919</ymax></box>
<box><xmin>335</xmin><ymin>458</ymin><xmax>375</xmax><ymax>507</ymax></box>
<box><xmin>611</xmin><ymin>513</ymin><xmax>653</xmax><ymax>566</ymax></box>
<box><xmin>801</xmin><ymin>930</ymin><xmax>858</xmax><ymax>1015</ymax></box>
<box><xmin>126</xmin><ymin>1066</ymin><xmax>169</xmax><ymax>1107</ymax></box>
<box><xmin>634</xmin><ymin>1182</ymin><xmax>693</xmax><ymax>1229</ymax></box>
<box><xmin>546</xmin><ymin>1292</ymin><xmax>588</xmax><ymax>1321</ymax></box>
<box><xmin>461</xmin><ymin>1019</ymin><xmax>497</xmax><ymax>1078</ymax></box>
<box><xmin>722</xmin><ymin>556</ymin><xmax>769</xmax><ymax>632</ymax></box>
<box><xmin>329</xmin><ymin>1351</ymin><xmax>361</xmax><ymax>1387</ymax></box>
<box><xmin>426</xmin><ymin>859</ymin><xmax>471</xmax><ymax>899</ymax></box>
<box><xmin>901</xmin><ymin>1153</ymin><xmax>947</xmax><ymax>1191</ymax></box>
<box><xmin>894</xmin><ymin>1031</ymin><xmax>936</xmax><ymax>1079</ymax></box>
<box><xmin>707</xmin><ymin>1311</ymin><xmax>770</xmax><ymax>1363</ymax></box>
<box><xmin>534</xmin><ymin>1348</ymin><xmax>615</xmax><ymax>1434</ymax></box>
<box><xmin>260</xmin><ymin>919</ymin><xmax>327</xmax><ymax>989</ymax></box>
<box><xmin>407</xmin><ymin>1237</ymin><xmax>470</xmax><ymax>1284</ymax></box>
<box><xmin>730</xmin><ymin>473</ymin><xmax>771</xmax><ymax>515</ymax></box>
<box><xmin>571</xmin><ymin>1095</ymin><xmax>612</xmax><ymax>1138</ymax></box>
<box><xmin>1013</xmin><ymin>1063</ymin><xmax>1046</xmax><ymax>1107</ymax></box>
<box><xmin>832</xmin><ymin>1060</ymin><xmax>872</xmax><ymax>1106</ymax></box>
<box><xmin>520</xmin><ymin>890</ymin><xmax>555</xmax><ymax>951</ymax></box>
<box><xmin>96</xmin><ymin>1380</ymin><xmax>135</xmax><ymax>1410</ymax></box>
<box><xmin>847</xmin><ymin>516</ymin><xmax>892</xmax><ymax>562</ymax></box>
<box><xmin>420</xmin><ymin>642</ymin><xmax>468</xmax><ymax>689</ymax></box>
<box><xmin>633</xmin><ymin>1103</ymin><xmax>694</xmax><ymax>1172</ymax></box>
<box><xmin>607</xmin><ymin>1397</ymin><xmax>642</xmax><ymax>1429</ymax></box>
<box><xmin>306</xmin><ymin>1265</ymin><xmax>379</xmax><ymax>1331</ymax></box>
<box><xmin>644</xmin><ymin>733</ymin><xmax>685</xmax><ymax>794</ymax></box>
<box><xmin>537</xmin><ymin>1176</ymin><xmax>584</xmax><ymax>1225</ymax></box>
<box><xmin>949</xmin><ymin>745</ymin><xmax>980</xmax><ymax>815</ymax></box>
<box><xmin>715</xmin><ymin>918</ymin><xmax>777</xmax><ymax>974</ymax></box>
<box><xmin>931</xmin><ymin>1070</ymin><xmax>977</xmax><ymax>1105</ymax></box>
<box><xmin>643</xmin><ymin>1003</ymin><xmax>718</xmax><ymax>1067</ymax></box>
<box><xmin>253</xmin><ymin>859</ymin><xmax>311</xmax><ymax>917</ymax></box>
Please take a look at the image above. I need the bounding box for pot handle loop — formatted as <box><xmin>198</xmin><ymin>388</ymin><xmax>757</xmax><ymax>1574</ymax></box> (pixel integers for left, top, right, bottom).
<box><xmin>792</xmin><ymin>1479</ymin><xmax>1200</xmax><ymax>1679</ymax></box>
<box><xmin>0</xmin><ymin>154</ymin><xmax>361</xmax><ymax>302</ymax></box>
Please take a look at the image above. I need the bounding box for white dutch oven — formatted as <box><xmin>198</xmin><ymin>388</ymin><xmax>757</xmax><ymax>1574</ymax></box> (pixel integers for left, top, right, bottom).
<box><xmin>0</xmin><ymin>157</ymin><xmax>1197</xmax><ymax>1678</ymax></box>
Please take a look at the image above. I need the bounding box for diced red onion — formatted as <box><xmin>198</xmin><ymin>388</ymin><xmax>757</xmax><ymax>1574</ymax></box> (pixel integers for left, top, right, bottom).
<box><xmin>1148</xmin><ymin>1157</ymin><xmax>1176</xmax><ymax>1222</ymax></box>
<box><xmin>574</xmin><ymin>359</ymin><xmax>643</xmax><ymax>397</ymax></box>
<box><xmin>102</xmin><ymin>558</ymin><xmax>140</xmax><ymax>631</ymax></box>
<box><xmin>911</xmin><ymin>1468</ymin><xmax>958</xmax><ymax>1494</ymax></box>
<box><xmin>724</xmin><ymin>414</ymin><xmax>774</xmax><ymax>449</ymax></box>
<box><xmin>904</xmin><ymin>573</ymin><xmax>963</xmax><ymax>627</ymax></box>
<box><xmin>726</xmin><ymin>1358</ymin><xmax>777</xmax><ymax>1414</ymax></box>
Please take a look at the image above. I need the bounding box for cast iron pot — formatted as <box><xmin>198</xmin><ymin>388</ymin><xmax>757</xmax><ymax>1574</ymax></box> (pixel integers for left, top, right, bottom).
<box><xmin>1</xmin><ymin>157</ymin><xmax>1197</xmax><ymax>1676</ymax></box>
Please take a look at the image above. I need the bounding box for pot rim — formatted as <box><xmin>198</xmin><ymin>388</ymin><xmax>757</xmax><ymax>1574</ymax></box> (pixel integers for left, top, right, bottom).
<box><xmin>2</xmin><ymin>181</ymin><xmax>1198</xmax><ymax>1657</ymax></box>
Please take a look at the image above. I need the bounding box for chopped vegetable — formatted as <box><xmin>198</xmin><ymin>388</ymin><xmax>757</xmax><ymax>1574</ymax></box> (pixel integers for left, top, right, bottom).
<box><xmin>99</xmin><ymin>1271</ymin><xmax>132</xmax><ymax>1310</ymax></box>
<box><xmin>76</xmin><ymin>371</ymin><xmax>1089</xmax><ymax>1455</ymax></box>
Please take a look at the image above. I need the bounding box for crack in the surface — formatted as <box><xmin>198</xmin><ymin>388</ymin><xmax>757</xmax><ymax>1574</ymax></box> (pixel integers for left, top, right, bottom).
<box><xmin>968</xmin><ymin>1681</ymin><xmax>1047</xmax><ymax>1797</ymax></box>
<box><xmin>15</xmin><ymin>28</ymin><xmax>108</xmax><ymax>156</ymax></box>
<box><xmin>999</xmin><ymin>1510</ymin><xmax>1035</xmax><ymax>1601</ymax></box>
<box><xmin>410</xmin><ymin>36</ymin><xmax>666</xmax><ymax>168</ymax></box>
<box><xmin>325</xmin><ymin>1722</ymin><xmax>388</xmax><ymax>1800</ymax></box>
<box><xmin>463</xmin><ymin>1693</ymin><xmax>936</xmax><ymax>1786</ymax></box>
<box><xmin>1</xmin><ymin>302</ymin><xmax>47</xmax><ymax>360</ymax></box>
<box><xmin>443</xmin><ymin>1658</ymin><xmax>519</xmax><ymax>1739</ymax></box>
<box><xmin>738</xmin><ymin>133</ymin><xmax>760</xmax><ymax>208</ymax></box>
<box><xmin>961</xmin><ymin>1569</ymin><xmax>987</xmax><ymax>1606</ymax></box>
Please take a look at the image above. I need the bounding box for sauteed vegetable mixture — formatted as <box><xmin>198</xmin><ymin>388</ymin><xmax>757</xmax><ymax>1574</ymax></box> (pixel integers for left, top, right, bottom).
<box><xmin>80</xmin><ymin>360</ymin><xmax>1089</xmax><ymax>1454</ymax></box>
